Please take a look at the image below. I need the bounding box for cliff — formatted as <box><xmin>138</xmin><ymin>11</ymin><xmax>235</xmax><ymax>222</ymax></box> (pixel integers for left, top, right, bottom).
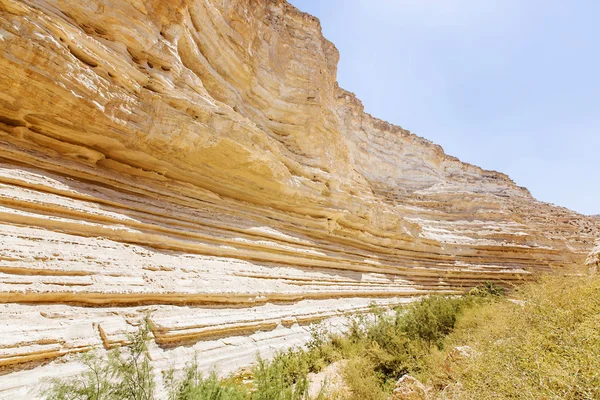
<box><xmin>0</xmin><ymin>0</ymin><xmax>598</xmax><ymax>397</ymax></box>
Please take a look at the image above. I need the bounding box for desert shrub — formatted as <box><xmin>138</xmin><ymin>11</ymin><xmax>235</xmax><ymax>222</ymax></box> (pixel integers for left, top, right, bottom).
<box><xmin>250</xmin><ymin>355</ymin><xmax>309</xmax><ymax>400</ymax></box>
<box><xmin>401</xmin><ymin>283</ymin><xmax>506</xmax><ymax>350</ymax></box>
<box><xmin>332</xmin><ymin>294</ymin><xmax>486</xmax><ymax>398</ymax></box>
<box><xmin>359</xmin><ymin>308</ymin><xmax>423</xmax><ymax>381</ymax></box>
<box><xmin>341</xmin><ymin>357</ymin><xmax>386</xmax><ymax>400</ymax></box>
<box><xmin>336</xmin><ymin>285</ymin><xmax>505</xmax><ymax>399</ymax></box>
<box><xmin>399</xmin><ymin>295</ymin><xmax>465</xmax><ymax>348</ymax></box>
<box><xmin>166</xmin><ymin>363</ymin><xmax>247</xmax><ymax>400</ymax></box>
<box><xmin>169</xmin><ymin>347</ymin><xmax>325</xmax><ymax>400</ymax></box>
<box><xmin>467</xmin><ymin>281</ymin><xmax>506</xmax><ymax>298</ymax></box>
<box><xmin>43</xmin><ymin>323</ymin><xmax>155</xmax><ymax>400</ymax></box>
<box><xmin>42</xmin><ymin>352</ymin><xmax>115</xmax><ymax>400</ymax></box>
<box><xmin>424</xmin><ymin>272</ymin><xmax>600</xmax><ymax>399</ymax></box>
<box><xmin>304</xmin><ymin>324</ymin><xmax>344</xmax><ymax>372</ymax></box>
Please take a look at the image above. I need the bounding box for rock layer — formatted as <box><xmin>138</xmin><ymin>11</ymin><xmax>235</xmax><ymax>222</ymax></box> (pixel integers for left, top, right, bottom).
<box><xmin>0</xmin><ymin>0</ymin><xmax>598</xmax><ymax>397</ymax></box>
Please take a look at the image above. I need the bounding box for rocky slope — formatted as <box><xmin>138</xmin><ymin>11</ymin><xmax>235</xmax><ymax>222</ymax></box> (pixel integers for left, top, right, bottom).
<box><xmin>0</xmin><ymin>0</ymin><xmax>598</xmax><ymax>397</ymax></box>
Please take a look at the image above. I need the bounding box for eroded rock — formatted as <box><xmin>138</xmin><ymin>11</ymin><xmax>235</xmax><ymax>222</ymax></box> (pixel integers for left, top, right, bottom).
<box><xmin>586</xmin><ymin>242</ymin><xmax>600</xmax><ymax>273</ymax></box>
<box><xmin>443</xmin><ymin>346</ymin><xmax>476</xmax><ymax>374</ymax></box>
<box><xmin>392</xmin><ymin>374</ymin><xmax>430</xmax><ymax>400</ymax></box>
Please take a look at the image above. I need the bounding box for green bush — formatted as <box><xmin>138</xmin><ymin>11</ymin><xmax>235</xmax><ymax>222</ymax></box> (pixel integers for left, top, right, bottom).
<box><xmin>467</xmin><ymin>281</ymin><xmax>506</xmax><ymax>298</ymax></box>
<box><xmin>250</xmin><ymin>355</ymin><xmax>309</xmax><ymax>400</ymax></box>
<box><xmin>43</xmin><ymin>323</ymin><xmax>155</xmax><ymax>400</ymax></box>
<box><xmin>166</xmin><ymin>363</ymin><xmax>247</xmax><ymax>400</ymax></box>
<box><xmin>400</xmin><ymin>295</ymin><xmax>465</xmax><ymax>348</ymax></box>
<box><xmin>342</xmin><ymin>357</ymin><xmax>386</xmax><ymax>400</ymax></box>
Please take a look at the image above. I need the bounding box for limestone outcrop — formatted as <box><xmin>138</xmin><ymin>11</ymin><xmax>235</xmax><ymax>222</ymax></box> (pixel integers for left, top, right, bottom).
<box><xmin>0</xmin><ymin>0</ymin><xmax>598</xmax><ymax>397</ymax></box>
<box><xmin>587</xmin><ymin>242</ymin><xmax>600</xmax><ymax>270</ymax></box>
<box><xmin>392</xmin><ymin>374</ymin><xmax>430</xmax><ymax>400</ymax></box>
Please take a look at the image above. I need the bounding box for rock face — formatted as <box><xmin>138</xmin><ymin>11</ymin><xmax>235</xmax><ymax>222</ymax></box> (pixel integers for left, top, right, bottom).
<box><xmin>443</xmin><ymin>346</ymin><xmax>476</xmax><ymax>374</ymax></box>
<box><xmin>0</xmin><ymin>0</ymin><xmax>598</xmax><ymax>396</ymax></box>
<box><xmin>392</xmin><ymin>374</ymin><xmax>430</xmax><ymax>400</ymax></box>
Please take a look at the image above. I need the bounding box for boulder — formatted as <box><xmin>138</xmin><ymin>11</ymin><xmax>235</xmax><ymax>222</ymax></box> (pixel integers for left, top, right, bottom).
<box><xmin>392</xmin><ymin>374</ymin><xmax>429</xmax><ymax>400</ymax></box>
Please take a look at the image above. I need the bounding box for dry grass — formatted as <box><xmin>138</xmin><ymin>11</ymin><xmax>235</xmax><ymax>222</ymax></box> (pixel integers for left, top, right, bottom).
<box><xmin>422</xmin><ymin>271</ymin><xmax>600</xmax><ymax>399</ymax></box>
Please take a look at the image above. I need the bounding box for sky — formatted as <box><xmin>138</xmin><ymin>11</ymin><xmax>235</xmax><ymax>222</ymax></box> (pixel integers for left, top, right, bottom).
<box><xmin>288</xmin><ymin>0</ymin><xmax>600</xmax><ymax>215</ymax></box>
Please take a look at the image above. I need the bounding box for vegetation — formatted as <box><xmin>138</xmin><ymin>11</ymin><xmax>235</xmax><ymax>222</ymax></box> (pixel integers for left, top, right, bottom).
<box><xmin>43</xmin><ymin>323</ymin><xmax>155</xmax><ymax>400</ymax></box>
<box><xmin>43</xmin><ymin>274</ymin><xmax>600</xmax><ymax>399</ymax></box>
<box><xmin>164</xmin><ymin>362</ymin><xmax>247</xmax><ymax>400</ymax></box>
<box><xmin>422</xmin><ymin>271</ymin><xmax>600</xmax><ymax>399</ymax></box>
<box><xmin>333</xmin><ymin>284</ymin><xmax>502</xmax><ymax>400</ymax></box>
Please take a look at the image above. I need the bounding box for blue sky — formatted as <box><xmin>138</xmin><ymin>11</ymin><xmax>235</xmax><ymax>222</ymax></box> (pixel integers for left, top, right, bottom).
<box><xmin>288</xmin><ymin>0</ymin><xmax>600</xmax><ymax>215</ymax></box>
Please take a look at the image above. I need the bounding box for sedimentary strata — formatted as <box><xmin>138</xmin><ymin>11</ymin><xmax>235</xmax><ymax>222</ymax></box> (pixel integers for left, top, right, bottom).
<box><xmin>0</xmin><ymin>0</ymin><xmax>597</xmax><ymax>397</ymax></box>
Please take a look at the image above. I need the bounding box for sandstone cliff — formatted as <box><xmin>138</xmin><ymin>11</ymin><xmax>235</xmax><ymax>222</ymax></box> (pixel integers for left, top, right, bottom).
<box><xmin>0</xmin><ymin>0</ymin><xmax>598</xmax><ymax>397</ymax></box>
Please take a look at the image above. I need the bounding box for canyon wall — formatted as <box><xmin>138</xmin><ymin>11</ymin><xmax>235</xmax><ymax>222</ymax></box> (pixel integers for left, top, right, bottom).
<box><xmin>0</xmin><ymin>0</ymin><xmax>598</xmax><ymax>397</ymax></box>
